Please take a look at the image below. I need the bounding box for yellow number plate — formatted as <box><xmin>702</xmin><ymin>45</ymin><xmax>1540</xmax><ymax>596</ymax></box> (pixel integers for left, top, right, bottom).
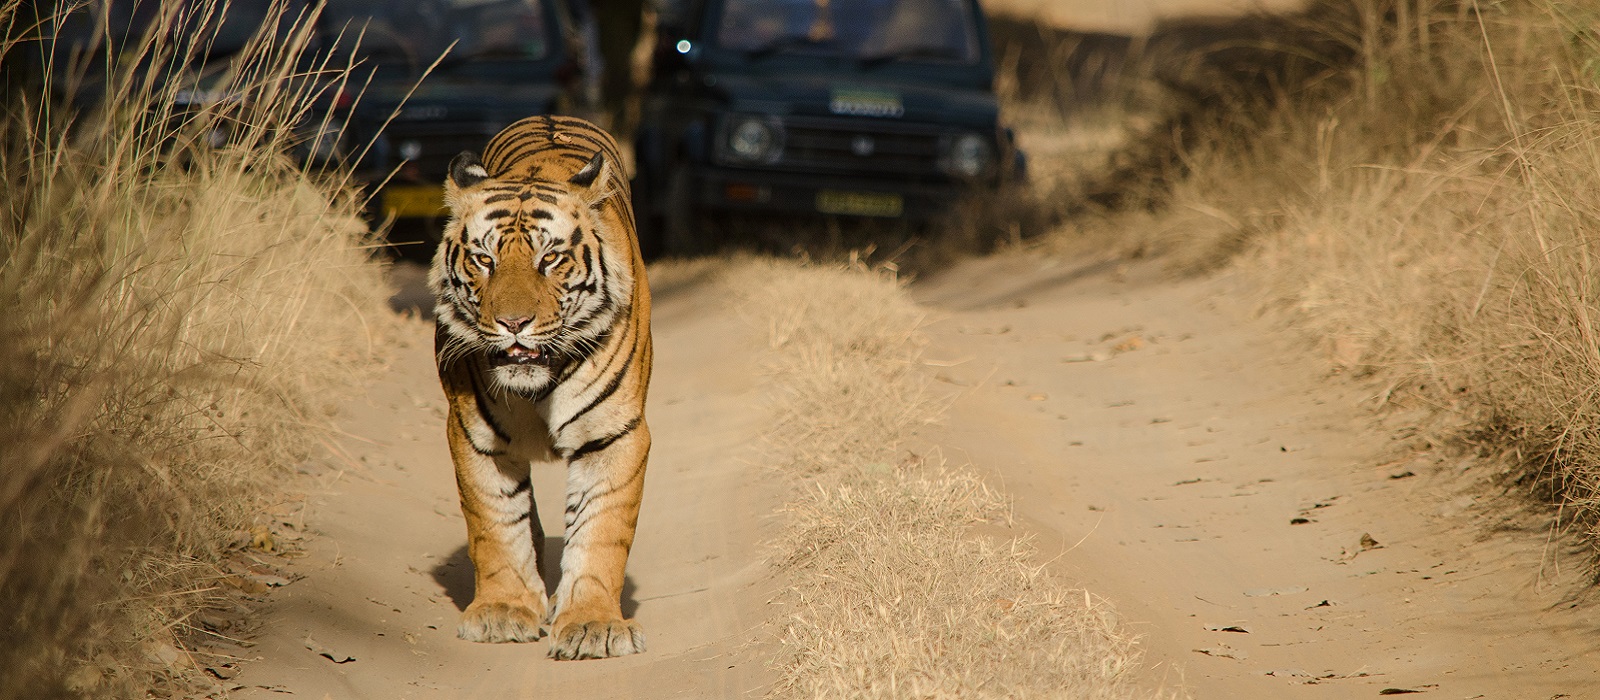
<box><xmin>815</xmin><ymin>190</ymin><xmax>904</xmax><ymax>218</ymax></box>
<box><xmin>383</xmin><ymin>185</ymin><xmax>446</xmax><ymax>218</ymax></box>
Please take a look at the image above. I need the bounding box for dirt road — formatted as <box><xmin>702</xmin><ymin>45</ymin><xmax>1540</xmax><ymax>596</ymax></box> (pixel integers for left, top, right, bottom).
<box><xmin>234</xmin><ymin>252</ymin><xmax>1600</xmax><ymax>699</ymax></box>
<box><xmin>916</xmin><ymin>252</ymin><xmax>1600</xmax><ymax>698</ymax></box>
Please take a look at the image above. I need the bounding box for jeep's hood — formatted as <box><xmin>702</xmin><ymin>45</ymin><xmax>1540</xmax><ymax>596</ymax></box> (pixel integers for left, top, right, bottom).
<box><xmin>354</xmin><ymin>75</ymin><xmax>561</xmax><ymax>127</ymax></box>
<box><xmin>711</xmin><ymin>71</ymin><xmax>999</xmax><ymax>128</ymax></box>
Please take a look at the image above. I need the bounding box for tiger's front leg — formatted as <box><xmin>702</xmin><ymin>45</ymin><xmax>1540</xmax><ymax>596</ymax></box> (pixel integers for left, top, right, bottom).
<box><xmin>446</xmin><ymin>404</ymin><xmax>550</xmax><ymax>643</ymax></box>
<box><xmin>547</xmin><ymin>419</ymin><xmax>650</xmax><ymax>660</ymax></box>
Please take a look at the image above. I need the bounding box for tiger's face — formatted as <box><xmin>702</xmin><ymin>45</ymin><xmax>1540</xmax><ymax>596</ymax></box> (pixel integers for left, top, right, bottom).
<box><xmin>430</xmin><ymin>151</ymin><xmax>627</xmax><ymax>394</ymax></box>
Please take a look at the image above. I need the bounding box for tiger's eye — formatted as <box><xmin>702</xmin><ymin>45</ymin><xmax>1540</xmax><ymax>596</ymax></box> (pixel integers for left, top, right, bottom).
<box><xmin>542</xmin><ymin>252</ymin><xmax>564</xmax><ymax>266</ymax></box>
<box><xmin>472</xmin><ymin>253</ymin><xmax>494</xmax><ymax>268</ymax></box>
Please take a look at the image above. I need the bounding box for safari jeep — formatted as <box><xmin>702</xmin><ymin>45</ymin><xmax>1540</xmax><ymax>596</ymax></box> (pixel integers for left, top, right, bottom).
<box><xmin>318</xmin><ymin>0</ymin><xmax>579</xmax><ymax>242</ymax></box>
<box><xmin>632</xmin><ymin>0</ymin><xmax>1023</xmax><ymax>253</ymax></box>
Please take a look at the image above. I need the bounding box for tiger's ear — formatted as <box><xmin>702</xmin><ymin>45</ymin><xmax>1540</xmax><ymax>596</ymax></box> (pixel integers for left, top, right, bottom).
<box><xmin>569</xmin><ymin>152</ymin><xmax>615</xmax><ymax>209</ymax></box>
<box><xmin>448</xmin><ymin>151</ymin><xmax>489</xmax><ymax>189</ymax></box>
<box><xmin>570</xmin><ymin>152</ymin><xmax>604</xmax><ymax>187</ymax></box>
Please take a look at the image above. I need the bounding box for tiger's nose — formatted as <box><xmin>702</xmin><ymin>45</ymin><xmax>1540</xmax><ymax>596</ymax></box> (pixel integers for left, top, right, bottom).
<box><xmin>497</xmin><ymin>315</ymin><xmax>533</xmax><ymax>333</ymax></box>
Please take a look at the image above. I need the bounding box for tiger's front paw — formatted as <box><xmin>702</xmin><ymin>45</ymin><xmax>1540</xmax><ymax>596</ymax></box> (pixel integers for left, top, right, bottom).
<box><xmin>457</xmin><ymin>601</ymin><xmax>546</xmax><ymax>643</ymax></box>
<box><xmin>547</xmin><ymin>618</ymin><xmax>645</xmax><ymax>660</ymax></box>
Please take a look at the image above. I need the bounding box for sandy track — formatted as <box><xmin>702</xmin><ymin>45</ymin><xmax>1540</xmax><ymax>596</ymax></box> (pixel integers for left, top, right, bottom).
<box><xmin>237</xmin><ymin>251</ymin><xmax>1600</xmax><ymax>699</ymax></box>
<box><xmin>235</xmin><ymin>264</ymin><xmax>778</xmax><ymax>699</ymax></box>
<box><xmin>983</xmin><ymin>0</ymin><xmax>1305</xmax><ymax>32</ymax></box>
<box><xmin>915</xmin><ymin>252</ymin><xmax>1600</xmax><ymax>698</ymax></box>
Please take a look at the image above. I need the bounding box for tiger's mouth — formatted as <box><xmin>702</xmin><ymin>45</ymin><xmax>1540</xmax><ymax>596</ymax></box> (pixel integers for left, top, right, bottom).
<box><xmin>489</xmin><ymin>342</ymin><xmax>551</xmax><ymax>367</ymax></box>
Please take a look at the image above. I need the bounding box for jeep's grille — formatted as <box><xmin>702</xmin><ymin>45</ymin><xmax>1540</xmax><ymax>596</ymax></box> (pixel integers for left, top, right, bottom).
<box><xmin>379</xmin><ymin>124</ymin><xmax>499</xmax><ymax>180</ymax></box>
<box><xmin>776</xmin><ymin>117</ymin><xmax>943</xmax><ymax>179</ymax></box>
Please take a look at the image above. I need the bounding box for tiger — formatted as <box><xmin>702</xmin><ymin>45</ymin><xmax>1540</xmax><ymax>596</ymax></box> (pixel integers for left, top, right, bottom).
<box><xmin>427</xmin><ymin>115</ymin><xmax>652</xmax><ymax>660</ymax></box>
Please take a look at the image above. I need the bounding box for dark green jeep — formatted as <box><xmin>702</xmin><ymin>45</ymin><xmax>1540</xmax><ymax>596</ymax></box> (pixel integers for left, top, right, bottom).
<box><xmin>632</xmin><ymin>0</ymin><xmax>1024</xmax><ymax>253</ymax></box>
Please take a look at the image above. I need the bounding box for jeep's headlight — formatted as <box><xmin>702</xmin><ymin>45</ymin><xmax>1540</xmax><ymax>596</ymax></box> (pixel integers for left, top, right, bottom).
<box><xmin>721</xmin><ymin>115</ymin><xmax>784</xmax><ymax>164</ymax></box>
<box><xmin>296</xmin><ymin>117</ymin><xmax>349</xmax><ymax>164</ymax></box>
<box><xmin>939</xmin><ymin>132</ymin><xmax>996</xmax><ymax>180</ymax></box>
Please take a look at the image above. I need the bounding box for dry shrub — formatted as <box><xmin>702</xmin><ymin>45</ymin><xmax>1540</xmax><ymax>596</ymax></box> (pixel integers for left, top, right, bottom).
<box><xmin>980</xmin><ymin>8</ymin><xmax>1364</xmax><ymax>258</ymax></box>
<box><xmin>727</xmin><ymin>260</ymin><xmax>935</xmax><ymax>474</ymax></box>
<box><xmin>1154</xmin><ymin>1</ymin><xmax>1600</xmax><ymax>552</ymax></box>
<box><xmin>0</xmin><ymin>2</ymin><xmax>389</xmax><ymax>696</ymax></box>
<box><xmin>724</xmin><ymin>259</ymin><xmax>1150</xmax><ymax>699</ymax></box>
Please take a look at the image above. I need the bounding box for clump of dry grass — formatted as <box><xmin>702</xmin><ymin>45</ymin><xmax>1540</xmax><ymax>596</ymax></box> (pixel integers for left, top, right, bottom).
<box><xmin>723</xmin><ymin>259</ymin><xmax>1149</xmax><ymax>699</ymax></box>
<box><xmin>0</xmin><ymin>2</ymin><xmax>390</xmax><ymax>696</ymax></box>
<box><xmin>1148</xmin><ymin>1</ymin><xmax>1600</xmax><ymax>556</ymax></box>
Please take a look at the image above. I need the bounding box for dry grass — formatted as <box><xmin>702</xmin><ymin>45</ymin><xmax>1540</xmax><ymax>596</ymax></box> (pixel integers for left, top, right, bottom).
<box><xmin>719</xmin><ymin>259</ymin><xmax>1150</xmax><ymax>699</ymax></box>
<box><xmin>1</xmin><ymin>2</ymin><xmax>390</xmax><ymax>696</ymax></box>
<box><xmin>1140</xmin><ymin>0</ymin><xmax>1600</xmax><ymax>558</ymax></box>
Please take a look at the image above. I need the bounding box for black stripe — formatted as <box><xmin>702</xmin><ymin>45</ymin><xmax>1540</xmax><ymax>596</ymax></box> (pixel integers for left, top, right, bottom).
<box><xmin>503</xmin><ymin>510</ymin><xmax>532</xmax><ymax>526</ymax></box>
<box><xmin>561</xmin><ymin>461</ymin><xmax>642</xmax><ymax>538</ymax></box>
<box><xmin>468</xmin><ymin>367</ymin><xmax>513</xmax><ymax>443</ymax></box>
<box><xmin>503</xmin><ymin>477</ymin><xmax>531</xmax><ymax>497</ymax></box>
<box><xmin>555</xmin><ymin>347</ymin><xmax>634</xmax><ymax>433</ymax></box>
<box><xmin>567</xmin><ymin>242</ymin><xmax>611</xmax><ymax>335</ymax></box>
<box><xmin>531</xmin><ymin>209</ymin><xmax>554</xmax><ymax>219</ymax></box>
<box><xmin>484</xmin><ymin>193</ymin><xmax>516</xmax><ymax>204</ymax></box>
<box><xmin>565</xmin><ymin>416</ymin><xmax>640</xmax><ymax>461</ymax></box>
<box><xmin>535</xmin><ymin>193</ymin><xmax>558</xmax><ymax>204</ymax></box>
<box><xmin>456</xmin><ymin>410</ymin><xmax>505</xmax><ymax>456</ymax></box>
<box><xmin>482</xmin><ymin>208</ymin><xmax>514</xmax><ymax>221</ymax></box>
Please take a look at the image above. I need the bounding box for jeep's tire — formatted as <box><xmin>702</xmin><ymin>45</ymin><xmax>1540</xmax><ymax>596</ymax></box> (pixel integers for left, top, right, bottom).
<box><xmin>631</xmin><ymin>175</ymin><xmax>664</xmax><ymax>260</ymax></box>
<box><xmin>662</xmin><ymin>165</ymin><xmax>708</xmax><ymax>255</ymax></box>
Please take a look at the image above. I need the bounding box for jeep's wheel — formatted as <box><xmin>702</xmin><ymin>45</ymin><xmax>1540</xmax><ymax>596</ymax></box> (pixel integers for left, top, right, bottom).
<box><xmin>662</xmin><ymin>166</ymin><xmax>709</xmax><ymax>255</ymax></box>
<box><xmin>631</xmin><ymin>174</ymin><xmax>664</xmax><ymax>261</ymax></box>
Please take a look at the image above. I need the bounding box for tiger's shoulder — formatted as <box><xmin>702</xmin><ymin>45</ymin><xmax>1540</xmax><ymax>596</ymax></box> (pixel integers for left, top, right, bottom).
<box><xmin>481</xmin><ymin>116</ymin><xmax>630</xmax><ymax>197</ymax></box>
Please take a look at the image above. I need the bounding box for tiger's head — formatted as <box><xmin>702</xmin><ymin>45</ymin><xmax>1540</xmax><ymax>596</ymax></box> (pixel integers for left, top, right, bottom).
<box><xmin>429</xmin><ymin>149</ymin><xmax>631</xmax><ymax>394</ymax></box>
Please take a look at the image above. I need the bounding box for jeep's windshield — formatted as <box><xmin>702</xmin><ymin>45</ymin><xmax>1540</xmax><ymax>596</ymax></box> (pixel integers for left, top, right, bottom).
<box><xmin>320</xmin><ymin>0</ymin><xmax>551</xmax><ymax>67</ymax></box>
<box><xmin>48</xmin><ymin>1</ymin><xmax>306</xmax><ymax>68</ymax></box>
<box><xmin>716</xmin><ymin>0</ymin><xmax>978</xmax><ymax>64</ymax></box>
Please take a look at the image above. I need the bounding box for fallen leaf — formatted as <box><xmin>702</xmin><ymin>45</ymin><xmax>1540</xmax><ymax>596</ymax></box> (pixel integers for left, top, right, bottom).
<box><xmin>245</xmin><ymin>572</ymin><xmax>292</xmax><ymax>588</ymax></box>
<box><xmin>1113</xmin><ymin>336</ymin><xmax>1145</xmax><ymax>353</ymax></box>
<box><xmin>1389</xmin><ymin>470</ymin><xmax>1416</xmax><ymax>480</ymax></box>
<box><xmin>195</xmin><ymin>611</ymin><xmax>231</xmax><ymax>633</ymax></box>
<box><xmin>1331</xmin><ymin>335</ymin><xmax>1367</xmax><ymax>369</ymax></box>
<box><xmin>1360</xmin><ymin>533</ymin><xmax>1382</xmax><ymax>550</ymax></box>
<box><xmin>1290</xmin><ymin>517</ymin><xmax>1314</xmax><ymax>525</ymax></box>
<box><xmin>1063</xmin><ymin>352</ymin><xmax>1112</xmax><ymax>363</ymax></box>
<box><xmin>248</xmin><ymin>526</ymin><xmax>276</xmax><ymax>553</ymax></box>
<box><xmin>1193</xmin><ymin>644</ymin><xmax>1248</xmax><ymax>660</ymax></box>
<box><xmin>1204</xmin><ymin>624</ymin><xmax>1251</xmax><ymax>633</ymax></box>
<box><xmin>1378</xmin><ymin>688</ymin><xmax>1428</xmax><ymax>695</ymax></box>
<box><xmin>1244</xmin><ymin>586</ymin><xmax>1307</xmax><ymax>598</ymax></box>
<box><xmin>303</xmin><ymin>636</ymin><xmax>356</xmax><ymax>664</ymax></box>
<box><xmin>205</xmin><ymin>664</ymin><xmax>240</xmax><ymax>680</ymax></box>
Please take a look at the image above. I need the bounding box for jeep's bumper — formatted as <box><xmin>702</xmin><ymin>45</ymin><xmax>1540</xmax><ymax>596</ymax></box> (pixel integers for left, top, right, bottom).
<box><xmin>686</xmin><ymin>165</ymin><xmax>981</xmax><ymax>221</ymax></box>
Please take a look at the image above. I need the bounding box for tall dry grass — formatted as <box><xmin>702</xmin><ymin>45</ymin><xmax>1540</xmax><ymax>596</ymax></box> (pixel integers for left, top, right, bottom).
<box><xmin>723</xmin><ymin>259</ymin><xmax>1150</xmax><ymax>699</ymax></box>
<box><xmin>1148</xmin><ymin>0</ymin><xmax>1600</xmax><ymax>555</ymax></box>
<box><xmin>1</xmin><ymin>2</ymin><xmax>389</xmax><ymax>696</ymax></box>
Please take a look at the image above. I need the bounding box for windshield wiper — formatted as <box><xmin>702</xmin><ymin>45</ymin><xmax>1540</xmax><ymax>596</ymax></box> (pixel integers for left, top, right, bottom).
<box><xmin>858</xmin><ymin>45</ymin><xmax>965</xmax><ymax>68</ymax></box>
<box><xmin>746</xmin><ymin>35</ymin><xmax>834</xmax><ymax>60</ymax></box>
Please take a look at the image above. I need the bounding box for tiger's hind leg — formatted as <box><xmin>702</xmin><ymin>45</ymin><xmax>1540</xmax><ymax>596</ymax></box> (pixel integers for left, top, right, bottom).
<box><xmin>547</xmin><ymin>420</ymin><xmax>650</xmax><ymax>660</ymax></box>
<box><xmin>446</xmin><ymin>406</ymin><xmax>550</xmax><ymax>643</ymax></box>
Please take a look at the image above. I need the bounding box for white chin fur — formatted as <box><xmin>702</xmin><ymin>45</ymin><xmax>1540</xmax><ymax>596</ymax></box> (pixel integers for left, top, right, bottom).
<box><xmin>491</xmin><ymin>364</ymin><xmax>555</xmax><ymax>394</ymax></box>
